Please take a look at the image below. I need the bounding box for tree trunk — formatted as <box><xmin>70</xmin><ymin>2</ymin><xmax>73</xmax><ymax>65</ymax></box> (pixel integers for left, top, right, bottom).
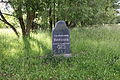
<box><xmin>53</xmin><ymin>0</ymin><xmax>56</xmax><ymax>27</ymax></box>
<box><xmin>15</xmin><ymin>5</ymin><xmax>26</xmax><ymax>37</ymax></box>
<box><xmin>18</xmin><ymin>16</ymin><xmax>26</xmax><ymax>36</ymax></box>
<box><xmin>26</xmin><ymin>11</ymin><xmax>35</xmax><ymax>36</ymax></box>
<box><xmin>49</xmin><ymin>6</ymin><xmax>52</xmax><ymax>32</ymax></box>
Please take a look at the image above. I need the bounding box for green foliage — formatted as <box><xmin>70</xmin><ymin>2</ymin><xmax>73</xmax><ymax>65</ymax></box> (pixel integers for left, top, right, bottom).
<box><xmin>10</xmin><ymin>0</ymin><xmax>43</xmax><ymax>12</ymax></box>
<box><xmin>115</xmin><ymin>15</ymin><xmax>120</xmax><ymax>23</ymax></box>
<box><xmin>0</xmin><ymin>22</ymin><xmax>5</xmax><ymax>28</ymax></box>
<box><xmin>11</xmin><ymin>0</ymin><xmax>116</xmax><ymax>27</ymax></box>
<box><xmin>55</xmin><ymin>0</ymin><xmax>116</xmax><ymax>26</ymax></box>
<box><xmin>0</xmin><ymin>25</ymin><xmax>120</xmax><ymax>79</ymax></box>
<box><xmin>34</xmin><ymin>0</ymin><xmax>116</xmax><ymax>27</ymax></box>
<box><xmin>0</xmin><ymin>0</ymin><xmax>117</xmax><ymax>35</ymax></box>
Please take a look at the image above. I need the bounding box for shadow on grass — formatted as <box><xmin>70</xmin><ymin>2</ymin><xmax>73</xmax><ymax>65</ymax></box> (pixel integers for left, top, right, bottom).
<box><xmin>22</xmin><ymin>36</ymin><xmax>51</xmax><ymax>57</ymax></box>
<box><xmin>29</xmin><ymin>37</ymin><xmax>51</xmax><ymax>55</ymax></box>
<box><xmin>0</xmin><ymin>36</ymin><xmax>52</xmax><ymax>79</ymax></box>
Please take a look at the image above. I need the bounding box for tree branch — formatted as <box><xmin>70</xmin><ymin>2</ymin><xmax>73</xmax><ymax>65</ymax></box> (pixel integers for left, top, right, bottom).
<box><xmin>2</xmin><ymin>13</ymin><xmax>16</xmax><ymax>17</ymax></box>
<box><xmin>0</xmin><ymin>10</ymin><xmax>19</xmax><ymax>37</ymax></box>
<box><xmin>0</xmin><ymin>18</ymin><xmax>3</xmax><ymax>22</ymax></box>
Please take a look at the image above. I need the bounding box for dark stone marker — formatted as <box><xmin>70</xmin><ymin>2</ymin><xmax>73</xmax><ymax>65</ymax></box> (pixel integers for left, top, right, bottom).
<box><xmin>52</xmin><ymin>21</ymin><xmax>70</xmax><ymax>55</ymax></box>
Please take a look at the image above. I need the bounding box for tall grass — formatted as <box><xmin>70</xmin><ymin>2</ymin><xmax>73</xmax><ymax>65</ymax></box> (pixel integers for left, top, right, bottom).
<box><xmin>0</xmin><ymin>26</ymin><xmax>120</xmax><ymax>80</ymax></box>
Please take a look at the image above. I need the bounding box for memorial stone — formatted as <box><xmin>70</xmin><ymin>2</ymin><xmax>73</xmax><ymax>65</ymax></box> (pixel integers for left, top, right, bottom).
<box><xmin>52</xmin><ymin>21</ymin><xmax>70</xmax><ymax>55</ymax></box>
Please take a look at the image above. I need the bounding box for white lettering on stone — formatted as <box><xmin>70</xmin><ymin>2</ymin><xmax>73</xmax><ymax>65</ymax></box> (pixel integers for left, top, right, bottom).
<box><xmin>54</xmin><ymin>39</ymin><xmax>69</xmax><ymax>42</ymax></box>
<box><xmin>57</xmin><ymin>44</ymin><xmax>66</xmax><ymax>49</ymax></box>
<box><xmin>54</xmin><ymin>35</ymin><xmax>69</xmax><ymax>37</ymax></box>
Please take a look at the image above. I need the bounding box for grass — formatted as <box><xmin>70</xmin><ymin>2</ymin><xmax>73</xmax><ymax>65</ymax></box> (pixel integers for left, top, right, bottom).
<box><xmin>0</xmin><ymin>25</ymin><xmax>120</xmax><ymax>80</ymax></box>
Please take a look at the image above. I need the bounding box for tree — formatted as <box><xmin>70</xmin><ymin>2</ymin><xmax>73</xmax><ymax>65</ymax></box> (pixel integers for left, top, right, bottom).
<box><xmin>11</xmin><ymin>0</ymin><xmax>45</xmax><ymax>36</ymax></box>
<box><xmin>0</xmin><ymin>0</ymin><xmax>117</xmax><ymax>37</ymax></box>
<box><xmin>55</xmin><ymin>0</ymin><xmax>116</xmax><ymax>26</ymax></box>
<box><xmin>0</xmin><ymin>0</ymin><xmax>44</xmax><ymax>37</ymax></box>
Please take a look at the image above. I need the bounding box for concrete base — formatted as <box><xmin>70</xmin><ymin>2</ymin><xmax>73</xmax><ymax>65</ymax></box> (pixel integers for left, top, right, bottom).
<box><xmin>54</xmin><ymin>54</ymin><xmax>71</xmax><ymax>57</ymax></box>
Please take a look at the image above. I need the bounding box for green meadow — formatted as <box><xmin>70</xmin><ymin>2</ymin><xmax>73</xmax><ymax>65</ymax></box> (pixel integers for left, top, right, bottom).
<box><xmin>0</xmin><ymin>25</ymin><xmax>120</xmax><ymax>80</ymax></box>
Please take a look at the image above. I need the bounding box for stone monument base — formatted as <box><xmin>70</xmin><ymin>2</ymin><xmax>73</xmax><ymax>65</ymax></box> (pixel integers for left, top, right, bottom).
<box><xmin>54</xmin><ymin>54</ymin><xmax>71</xmax><ymax>57</ymax></box>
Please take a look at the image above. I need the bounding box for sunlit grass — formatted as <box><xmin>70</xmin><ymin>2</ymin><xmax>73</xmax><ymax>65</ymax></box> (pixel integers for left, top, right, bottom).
<box><xmin>0</xmin><ymin>25</ymin><xmax>120</xmax><ymax>80</ymax></box>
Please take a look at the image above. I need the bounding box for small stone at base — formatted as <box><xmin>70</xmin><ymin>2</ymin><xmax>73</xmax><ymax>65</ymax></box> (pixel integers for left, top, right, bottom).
<box><xmin>54</xmin><ymin>54</ymin><xmax>71</xmax><ymax>57</ymax></box>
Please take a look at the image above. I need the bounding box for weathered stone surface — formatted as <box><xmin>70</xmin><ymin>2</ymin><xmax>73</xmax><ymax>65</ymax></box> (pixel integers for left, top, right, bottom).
<box><xmin>52</xmin><ymin>21</ymin><xmax>70</xmax><ymax>54</ymax></box>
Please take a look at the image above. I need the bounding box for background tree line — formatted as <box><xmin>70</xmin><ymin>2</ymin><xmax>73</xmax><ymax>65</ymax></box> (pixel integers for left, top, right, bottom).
<box><xmin>0</xmin><ymin>0</ymin><xmax>118</xmax><ymax>37</ymax></box>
